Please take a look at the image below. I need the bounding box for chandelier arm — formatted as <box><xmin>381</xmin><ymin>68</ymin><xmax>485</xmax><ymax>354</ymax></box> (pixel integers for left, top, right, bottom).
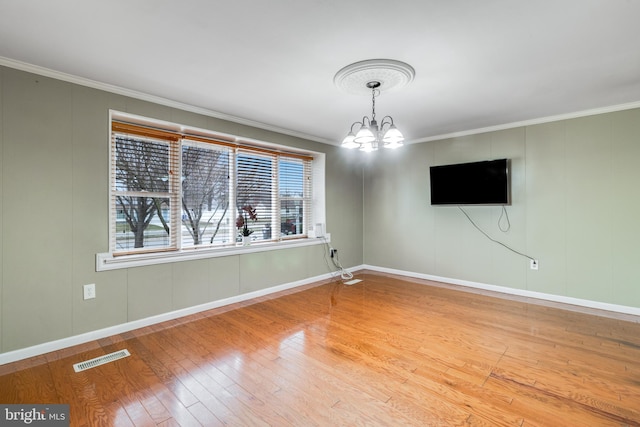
<box><xmin>349</xmin><ymin>121</ymin><xmax>363</xmax><ymax>133</ymax></box>
<box><xmin>380</xmin><ymin>115</ymin><xmax>395</xmax><ymax>129</ymax></box>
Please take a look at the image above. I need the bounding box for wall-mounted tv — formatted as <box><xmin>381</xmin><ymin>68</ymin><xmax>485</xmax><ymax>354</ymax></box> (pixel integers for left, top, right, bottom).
<box><xmin>430</xmin><ymin>159</ymin><xmax>510</xmax><ymax>205</ymax></box>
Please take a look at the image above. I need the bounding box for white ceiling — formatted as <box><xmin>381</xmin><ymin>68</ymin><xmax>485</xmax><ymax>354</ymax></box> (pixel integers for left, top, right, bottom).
<box><xmin>1</xmin><ymin>1</ymin><xmax>639</xmax><ymax>145</ymax></box>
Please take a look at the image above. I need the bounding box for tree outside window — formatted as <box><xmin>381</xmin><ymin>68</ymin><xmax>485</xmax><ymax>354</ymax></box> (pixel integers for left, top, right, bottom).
<box><xmin>111</xmin><ymin>122</ymin><xmax>312</xmax><ymax>254</ymax></box>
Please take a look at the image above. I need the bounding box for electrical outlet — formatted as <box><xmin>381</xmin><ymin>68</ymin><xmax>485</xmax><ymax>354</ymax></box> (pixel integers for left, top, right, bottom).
<box><xmin>530</xmin><ymin>259</ymin><xmax>539</xmax><ymax>270</ymax></box>
<box><xmin>84</xmin><ymin>283</ymin><xmax>96</xmax><ymax>300</ymax></box>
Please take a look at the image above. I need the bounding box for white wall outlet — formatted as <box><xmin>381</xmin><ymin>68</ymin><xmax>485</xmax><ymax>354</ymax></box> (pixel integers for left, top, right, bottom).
<box><xmin>83</xmin><ymin>283</ymin><xmax>96</xmax><ymax>300</ymax></box>
<box><xmin>530</xmin><ymin>259</ymin><xmax>539</xmax><ymax>270</ymax></box>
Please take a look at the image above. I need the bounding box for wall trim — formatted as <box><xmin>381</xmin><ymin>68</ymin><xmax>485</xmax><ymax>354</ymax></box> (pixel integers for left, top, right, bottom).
<box><xmin>97</xmin><ymin>235</ymin><xmax>330</xmax><ymax>271</ymax></box>
<box><xmin>3</xmin><ymin>263</ymin><xmax>638</xmax><ymax>366</ymax></box>
<box><xmin>2</xmin><ymin>55</ymin><xmax>640</xmax><ymax>148</ymax></box>
<box><xmin>362</xmin><ymin>264</ymin><xmax>640</xmax><ymax>320</ymax></box>
<box><xmin>0</xmin><ymin>56</ymin><xmax>331</xmax><ymax>145</ymax></box>
<box><xmin>412</xmin><ymin>101</ymin><xmax>640</xmax><ymax>144</ymax></box>
<box><xmin>0</xmin><ymin>269</ymin><xmax>353</xmax><ymax>366</ymax></box>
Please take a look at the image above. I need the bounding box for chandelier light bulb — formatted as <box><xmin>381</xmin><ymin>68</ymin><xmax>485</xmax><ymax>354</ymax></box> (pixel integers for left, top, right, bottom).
<box><xmin>354</xmin><ymin>125</ymin><xmax>375</xmax><ymax>143</ymax></box>
<box><xmin>382</xmin><ymin>125</ymin><xmax>404</xmax><ymax>147</ymax></box>
<box><xmin>359</xmin><ymin>141</ymin><xmax>377</xmax><ymax>152</ymax></box>
<box><xmin>341</xmin><ymin>132</ymin><xmax>360</xmax><ymax>149</ymax></box>
<box><xmin>383</xmin><ymin>140</ymin><xmax>404</xmax><ymax>149</ymax></box>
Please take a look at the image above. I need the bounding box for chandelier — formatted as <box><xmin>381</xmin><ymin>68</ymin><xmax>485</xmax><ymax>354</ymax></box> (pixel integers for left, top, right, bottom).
<box><xmin>341</xmin><ymin>80</ymin><xmax>404</xmax><ymax>151</ymax></box>
<box><xmin>334</xmin><ymin>59</ymin><xmax>415</xmax><ymax>152</ymax></box>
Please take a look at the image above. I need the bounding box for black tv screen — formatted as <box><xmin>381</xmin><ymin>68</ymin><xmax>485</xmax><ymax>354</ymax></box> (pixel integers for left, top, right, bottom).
<box><xmin>430</xmin><ymin>159</ymin><xmax>510</xmax><ymax>205</ymax></box>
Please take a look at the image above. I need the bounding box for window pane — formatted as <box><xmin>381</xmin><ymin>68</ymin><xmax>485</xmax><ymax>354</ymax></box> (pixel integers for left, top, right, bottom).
<box><xmin>181</xmin><ymin>142</ymin><xmax>231</xmax><ymax>247</ymax></box>
<box><xmin>237</xmin><ymin>152</ymin><xmax>273</xmax><ymax>242</ymax></box>
<box><xmin>279</xmin><ymin>158</ymin><xmax>306</xmax><ymax>237</ymax></box>
<box><xmin>115</xmin><ymin>196</ymin><xmax>171</xmax><ymax>250</ymax></box>
<box><xmin>115</xmin><ymin>136</ymin><xmax>169</xmax><ymax>192</ymax></box>
<box><xmin>280</xmin><ymin>199</ymin><xmax>304</xmax><ymax>236</ymax></box>
<box><xmin>279</xmin><ymin>159</ymin><xmax>303</xmax><ymax>197</ymax></box>
<box><xmin>113</xmin><ymin>135</ymin><xmax>174</xmax><ymax>252</ymax></box>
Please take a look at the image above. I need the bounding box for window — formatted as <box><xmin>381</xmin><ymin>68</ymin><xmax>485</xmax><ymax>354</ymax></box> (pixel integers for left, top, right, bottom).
<box><xmin>279</xmin><ymin>157</ymin><xmax>311</xmax><ymax>237</ymax></box>
<box><xmin>108</xmin><ymin>115</ymin><xmax>316</xmax><ymax>258</ymax></box>
<box><xmin>181</xmin><ymin>140</ymin><xmax>232</xmax><ymax>247</ymax></box>
<box><xmin>111</xmin><ymin>133</ymin><xmax>179</xmax><ymax>253</ymax></box>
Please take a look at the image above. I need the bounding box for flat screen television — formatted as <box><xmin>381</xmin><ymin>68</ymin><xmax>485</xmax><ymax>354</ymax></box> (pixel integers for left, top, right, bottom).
<box><xmin>430</xmin><ymin>159</ymin><xmax>510</xmax><ymax>205</ymax></box>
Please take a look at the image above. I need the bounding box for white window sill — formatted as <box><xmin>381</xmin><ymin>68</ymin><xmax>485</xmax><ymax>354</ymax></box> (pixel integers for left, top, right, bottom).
<box><xmin>96</xmin><ymin>234</ymin><xmax>330</xmax><ymax>271</ymax></box>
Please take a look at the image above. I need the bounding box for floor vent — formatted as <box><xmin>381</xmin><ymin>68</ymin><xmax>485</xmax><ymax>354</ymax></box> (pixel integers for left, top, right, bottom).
<box><xmin>344</xmin><ymin>279</ymin><xmax>362</xmax><ymax>286</ymax></box>
<box><xmin>73</xmin><ymin>349</ymin><xmax>131</xmax><ymax>373</ymax></box>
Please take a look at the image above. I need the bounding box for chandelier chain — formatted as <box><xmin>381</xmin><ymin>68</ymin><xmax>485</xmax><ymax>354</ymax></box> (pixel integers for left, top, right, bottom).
<box><xmin>340</xmin><ymin>76</ymin><xmax>405</xmax><ymax>151</ymax></box>
<box><xmin>371</xmin><ymin>87</ymin><xmax>377</xmax><ymax>122</ymax></box>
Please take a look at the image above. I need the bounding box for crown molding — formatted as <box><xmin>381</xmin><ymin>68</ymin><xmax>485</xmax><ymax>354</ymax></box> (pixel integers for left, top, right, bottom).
<box><xmin>0</xmin><ymin>56</ymin><xmax>333</xmax><ymax>145</ymax></box>
<box><xmin>412</xmin><ymin>100</ymin><xmax>640</xmax><ymax>144</ymax></box>
<box><xmin>2</xmin><ymin>56</ymin><xmax>639</xmax><ymax>147</ymax></box>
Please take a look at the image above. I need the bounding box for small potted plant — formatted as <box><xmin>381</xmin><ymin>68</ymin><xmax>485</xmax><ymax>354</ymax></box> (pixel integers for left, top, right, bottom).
<box><xmin>236</xmin><ymin>205</ymin><xmax>258</xmax><ymax>245</ymax></box>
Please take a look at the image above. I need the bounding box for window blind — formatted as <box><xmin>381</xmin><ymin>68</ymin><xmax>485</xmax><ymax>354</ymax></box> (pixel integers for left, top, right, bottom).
<box><xmin>181</xmin><ymin>140</ymin><xmax>232</xmax><ymax>248</ymax></box>
<box><xmin>236</xmin><ymin>150</ymin><xmax>275</xmax><ymax>242</ymax></box>
<box><xmin>278</xmin><ymin>157</ymin><xmax>312</xmax><ymax>238</ymax></box>
<box><xmin>110</xmin><ymin>118</ymin><xmax>313</xmax><ymax>255</ymax></box>
<box><xmin>110</xmin><ymin>134</ymin><xmax>180</xmax><ymax>254</ymax></box>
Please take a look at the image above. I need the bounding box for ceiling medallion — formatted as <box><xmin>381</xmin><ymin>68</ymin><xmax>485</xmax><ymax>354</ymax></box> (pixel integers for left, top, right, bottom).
<box><xmin>334</xmin><ymin>59</ymin><xmax>415</xmax><ymax>96</ymax></box>
<box><xmin>335</xmin><ymin>59</ymin><xmax>415</xmax><ymax>151</ymax></box>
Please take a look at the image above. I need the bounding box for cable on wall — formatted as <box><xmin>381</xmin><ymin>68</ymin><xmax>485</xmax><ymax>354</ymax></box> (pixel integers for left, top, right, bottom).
<box><xmin>498</xmin><ymin>205</ymin><xmax>511</xmax><ymax>232</ymax></box>
<box><xmin>321</xmin><ymin>237</ymin><xmax>354</xmax><ymax>281</ymax></box>
<box><xmin>458</xmin><ymin>206</ymin><xmax>535</xmax><ymax>261</ymax></box>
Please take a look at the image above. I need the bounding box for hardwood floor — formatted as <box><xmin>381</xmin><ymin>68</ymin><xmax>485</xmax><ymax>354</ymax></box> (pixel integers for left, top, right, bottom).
<box><xmin>2</xmin><ymin>271</ymin><xmax>640</xmax><ymax>426</ymax></box>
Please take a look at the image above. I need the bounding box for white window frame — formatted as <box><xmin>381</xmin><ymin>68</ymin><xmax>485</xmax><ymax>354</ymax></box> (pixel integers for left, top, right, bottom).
<box><xmin>96</xmin><ymin>111</ymin><xmax>327</xmax><ymax>271</ymax></box>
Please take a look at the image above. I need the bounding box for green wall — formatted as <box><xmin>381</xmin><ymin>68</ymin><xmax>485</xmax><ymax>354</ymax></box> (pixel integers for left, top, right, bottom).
<box><xmin>0</xmin><ymin>66</ymin><xmax>364</xmax><ymax>355</ymax></box>
<box><xmin>364</xmin><ymin>108</ymin><xmax>640</xmax><ymax>309</ymax></box>
<box><xmin>2</xmin><ymin>61</ymin><xmax>638</xmax><ymax>358</ymax></box>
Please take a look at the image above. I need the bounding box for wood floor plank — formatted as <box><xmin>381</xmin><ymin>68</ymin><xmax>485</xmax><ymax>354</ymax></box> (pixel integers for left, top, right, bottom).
<box><xmin>186</xmin><ymin>401</ymin><xmax>224</xmax><ymax>426</ymax></box>
<box><xmin>171</xmin><ymin>358</ymin><xmax>248</xmax><ymax>426</ymax></box>
<box><xmin>119</xmin><ymin>393</ymin><xmax>160</xmax><ymax>426</ymax></box>
<box><xmin>484</xmin><ymin>374</ymin><xmax>637</xmax><ymax>426</ymax></box>
<box><xmin>176</xmin><ymin>357</ymin><xmax>271</xmax><ymax>426</ymax></box>
<box><xmin>2</xmin><ymin>271</ymin><xmax>640</xmax><ymax>425</ymax></box>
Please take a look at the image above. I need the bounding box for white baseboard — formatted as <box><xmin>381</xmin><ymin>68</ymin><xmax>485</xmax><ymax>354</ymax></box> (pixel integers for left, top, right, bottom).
<box><xmin>4</xmin><ymin>263</ymin><xmax>638</xmax><ymax>366</ymax></box>
<box><xmin>361</xmin><ymin>264</ymin><xmax>640</xmax><ymax>319</ymax></box>
<box><xmin>0</xmin><ymin>271</ymin><xmax>340</xmax><ymax>366</ymax></box>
